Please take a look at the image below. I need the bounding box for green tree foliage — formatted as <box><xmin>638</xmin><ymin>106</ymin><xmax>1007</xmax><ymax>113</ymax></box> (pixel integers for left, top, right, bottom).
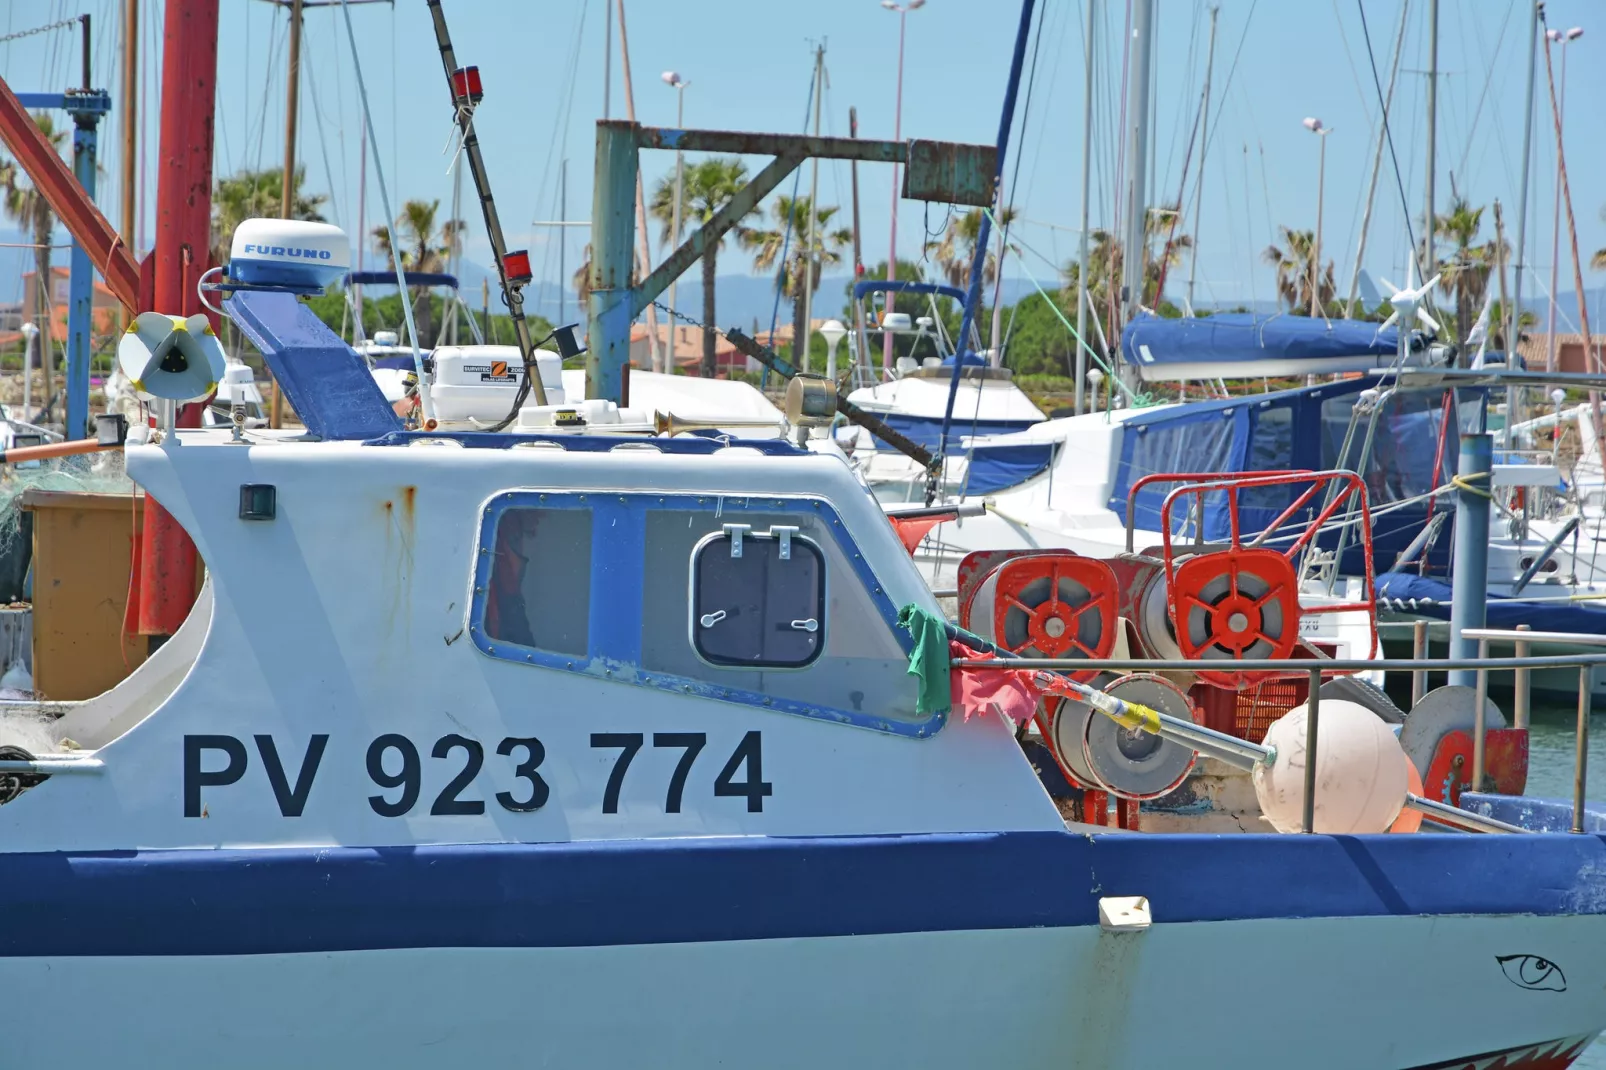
<box><xmin>1</xmin><ymin>113</ymin><xmax>67</xmax><ymax>397</ymax></box>
<box><xmin>649</xmin><ymin>158</ymin><xmax>756</xmax><ymax>376</ymax></box>
<box><xmin>211</xmin><ymin>166</ymin><xmax>327</xmax><ymax>264</ymax></box>
<box><xmin>301</xmin><ymin>290</ymin><xmax>550</xmax><ymax>354</ymax></box>
<box><xmin>371</xmin><ymin>199</ymin><xmax>465</xmax><ymax>348</ymax></box>
<box><xmin>743</xmin><ymin>196</ymin><xmax>852</xmax><ymax>365</ymax></box>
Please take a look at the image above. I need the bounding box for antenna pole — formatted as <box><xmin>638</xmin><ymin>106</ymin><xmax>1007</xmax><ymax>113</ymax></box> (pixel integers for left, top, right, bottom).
<box><xmin>425</xmin><ymin>0</ymin><xmax>548</xmax><ymax>420</ymax></box>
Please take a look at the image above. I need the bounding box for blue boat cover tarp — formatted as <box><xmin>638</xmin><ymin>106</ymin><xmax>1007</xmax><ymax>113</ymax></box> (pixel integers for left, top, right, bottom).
<box><xmin>1375</xmin><ymin>572</ymin><xmax>1606</xmax><ymax>636</ymax></box>
<box><xmin>879</xmin><ymin>411</ymin><xmax>1040</xmax><ymax>455</ymax></box>
<box><xmin>1108</xmin><ymin>377</ymin><xmax>1462</xmax><ymax>574</ymax></box>
<box><xmin>962</xmin><ymin>441</ymin><xmax>1058</xmax><ymax>494</ymax></box>
<box><xmin>1121</xmin><ymin>313</ymin><xmax>1401</xmax><ymax>371</ymax></box>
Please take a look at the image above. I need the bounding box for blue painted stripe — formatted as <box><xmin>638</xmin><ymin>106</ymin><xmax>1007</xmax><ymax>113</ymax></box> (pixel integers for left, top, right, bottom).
<box><xmin>1</xmin><ymin>830</ymin><xmax>1604</xmax><ymax>957</ymax></box>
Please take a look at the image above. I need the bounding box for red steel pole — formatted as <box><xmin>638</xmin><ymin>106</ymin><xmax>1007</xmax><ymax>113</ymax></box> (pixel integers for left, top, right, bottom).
<box><xmin>137</xmin><ymin>0</ymin><xmax>220</xmax><ymax>642</ymax></box>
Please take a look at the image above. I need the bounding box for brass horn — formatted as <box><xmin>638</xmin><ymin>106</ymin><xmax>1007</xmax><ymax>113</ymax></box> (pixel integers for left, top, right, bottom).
<box><xmin>652</xmin><ymin>410</ymin><xmax>786</xmax><ymax>437</ymax></box>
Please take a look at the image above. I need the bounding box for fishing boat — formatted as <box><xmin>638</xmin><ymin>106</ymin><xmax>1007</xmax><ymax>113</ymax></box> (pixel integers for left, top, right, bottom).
<box><xmin>0</xmin><ymin>222</ymin><xmax>1602</xmax><ymax>1068</ymax></box>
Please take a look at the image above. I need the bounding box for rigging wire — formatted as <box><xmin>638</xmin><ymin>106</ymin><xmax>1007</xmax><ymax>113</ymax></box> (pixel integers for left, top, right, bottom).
<box><xmin>759</xmin><ymin>63</ymin><xmax>819</xmax><ymax>389</ymax></box>
<box><xmin>1355</xmin><ymin>0</ymin><xmax>1425</xmax><ymax>287</ymax></box>
<box><xmin>1454</xmin><ymin>0</ymin><xmax>1516</xmax><ymax>194</ymax></box>
<box><xmin>301</xmin><ymin>33</ymin><xmax>344</xmax><ymax>226</ymax></box>
<box><xmin>992</xmin><ymin>0</ymin><xmax>1048</xmax><ymax>362</ymax></box>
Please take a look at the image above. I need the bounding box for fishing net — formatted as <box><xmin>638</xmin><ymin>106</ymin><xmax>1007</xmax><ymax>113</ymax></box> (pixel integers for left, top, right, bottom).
<box><xmin>0</xmin><ymin>451</ymin><xmax>136</xmax><ymax>595</ymax></box>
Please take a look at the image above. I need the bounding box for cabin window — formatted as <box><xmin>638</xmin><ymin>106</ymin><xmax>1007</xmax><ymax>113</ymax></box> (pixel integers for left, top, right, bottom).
<box><xmin>1240</xmin><ymin>405</ymin><xmax>1297</xmax><ymax>521</ymax></box>
<box><xmin>482</xmin><ymin>505</ymin><xmax>591</xmax><ymax>656</ymax></box>
<box><xmin>1322</xmin><ymin>393</ymin><xmax>1453</xmax><ymax>504</ymax></box>
<box><xmin>692</xmin><ymin>526</ymin><xmax>824</xmax><ymax>668</ymax></box>
<box><xmin>472</xmin><ymin>493</ymin><xmax>931</xmax><ymax>736</ymax></box>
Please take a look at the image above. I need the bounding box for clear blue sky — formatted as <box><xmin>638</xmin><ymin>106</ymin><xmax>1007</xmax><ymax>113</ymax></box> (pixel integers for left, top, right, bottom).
<box><xmin>4</xmin><ymin>0</ymin><xmax>1604</xmax><ymax>325</ymax></box>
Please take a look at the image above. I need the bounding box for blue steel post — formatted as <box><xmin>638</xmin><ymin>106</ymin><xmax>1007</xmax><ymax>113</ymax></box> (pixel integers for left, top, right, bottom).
<box><xmin>66</xmin><ymin>107</ymin><xmax>100</xmax><ymax>439</ymax></box>
<box><xmin>935</xmin><ymin>0</ymin><xmax>1036</xmax><ymax>482</ymax></box>
<box><xmin>1448</xmin><ymin>431</ymin><xmax>1492</xmax><ymax>687</ymax></box>
<box><xmin>587</xmin><ymin>120</ymin><xmax>640</xmax><ymax>403</ymax></box>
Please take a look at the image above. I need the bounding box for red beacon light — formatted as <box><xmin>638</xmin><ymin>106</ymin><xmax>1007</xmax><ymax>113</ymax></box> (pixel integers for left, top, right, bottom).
<box><xmin>502</xmin><ymin>250</ymin><xmax>533</xmax><ymax>286</ymax></box>
<box><xmin>451</xmin><ymin>66</ymin><xmax>484</xmax><ymax>104</ymax></box>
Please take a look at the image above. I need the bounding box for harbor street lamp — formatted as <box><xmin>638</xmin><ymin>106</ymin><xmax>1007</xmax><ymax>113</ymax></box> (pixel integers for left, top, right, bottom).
<box><xmin>1303</xmin><ymin>117</ymin><xmax>1333</xmax><ymax>319</ymax></box>
<box><xmin>1544</xmin><ymin>27</ymin><xmax>1582</xmax><ymax>372</ymax></box>
<box><xmin>662</xmin><ymin>70</ymin><xmax>690</xmax><ymax>373</ymax></box>
<box><xmin>880</xmin><ymin>0</ymin><xmax>924</xmax><ymax>374</ymax></box>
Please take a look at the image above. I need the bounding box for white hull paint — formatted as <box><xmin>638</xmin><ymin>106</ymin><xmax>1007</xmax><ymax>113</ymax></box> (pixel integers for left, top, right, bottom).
<box><xmin>3</xmin><ymin>915</ymin><xmax>1601</xmax><ymax>1069</ymax></box>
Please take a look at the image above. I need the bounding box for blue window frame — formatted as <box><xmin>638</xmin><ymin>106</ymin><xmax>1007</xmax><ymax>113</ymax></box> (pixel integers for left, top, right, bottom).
<box><xmin>469</xmin><ymin>491</ymin><xmax>940</xmax><ymax>738</ymax></box>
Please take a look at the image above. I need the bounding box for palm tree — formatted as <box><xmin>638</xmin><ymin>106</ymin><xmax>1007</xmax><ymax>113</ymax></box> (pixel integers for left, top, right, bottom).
<box><xmin>1</xmin><ymin>114</ymin><xmax>67</xmax><ymax>407</ymax></box>
<box><xmin>1433</xmin><ymin>196</ymin><xmax>1499</xmax><ymax>344</ymax></box>
<box><xmin>1262</xmin><ymin>226</ymin><xmax>1335</xmax><ymax>314</ymax></box>
<box><xmin>372</xmin><ymin>198</ymin><xmax>464</xmax><ymax>347</ymax></box>
<box><xmin>924</xmin><ymin>207</ymin><xmax>1020</xmax><ymax>290</ymax></box>
<box><xmin>1061</xmin><ymin>205</ymin><xmax>1193</xmax><ymax>338</ymax></box>
<box><xmin>211</xmin><ymin>166</ymin><xmax>327</xmax><ymax>265</ymax></box>
<box><xmin>743</xmin><ymin>196</ymin><xmax>852</xmax><ymax>365</ymax></box>
<box><xmin>649</xmin><ymin>158</ymin><xmax>756</xmax><ymax>376</ymax></box>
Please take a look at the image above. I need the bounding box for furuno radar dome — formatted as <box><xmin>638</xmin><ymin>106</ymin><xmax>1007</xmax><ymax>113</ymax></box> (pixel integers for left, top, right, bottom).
<box><xmin>228</xmin><ymin>219</ymin><xmax>350</xmax><ymax>291</ymax></box>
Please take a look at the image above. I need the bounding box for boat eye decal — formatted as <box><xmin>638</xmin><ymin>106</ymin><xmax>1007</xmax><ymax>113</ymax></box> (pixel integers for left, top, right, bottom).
<box><xmin>1496</xmin><ymin>954</ymin><xmax>1567</xmax><ymax>992</ymax></box>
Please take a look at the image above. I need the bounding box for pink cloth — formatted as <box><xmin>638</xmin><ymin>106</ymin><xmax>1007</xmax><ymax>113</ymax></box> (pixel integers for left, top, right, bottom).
<box><xmin>949</xmin><ymin>642</ymin><xmax>1040</xmax><ymax>725</ymax></box>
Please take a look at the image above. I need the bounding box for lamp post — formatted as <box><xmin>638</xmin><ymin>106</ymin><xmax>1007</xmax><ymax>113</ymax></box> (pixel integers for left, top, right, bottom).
<box><xmin>662</xmin><ymin>70</ymin><xmax>689</xmax><ymax>373</ymax></box>
<box><xmin>820</xmin><ymin>319</ymin><xmax>848</xmax><ymax>381</ymax></box>
<box><xmin>1303</xmin><ymin>117</ymin><xmax>1333</xmax><ymax>319</ymax></box>
<box><xmin>1545</xmin><ymin>26</ymin><xmax>1582</xmax><ymax>372</ymax></box>
<box><xmin>880</xmin><ymin>0</ymin><xmax>925</xmax><ymax>375</ymax></box>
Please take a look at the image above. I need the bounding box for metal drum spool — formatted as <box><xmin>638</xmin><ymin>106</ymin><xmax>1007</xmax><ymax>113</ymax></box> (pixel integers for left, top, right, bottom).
<box><xmin>1135</xmin><ymin>568</ymin><xmax>1184</xmax><ymax>660</ymax></box>
<box><xmin>1041</xmin><ymin>671</ymin><xmax>1120</xmax><ymax>789</ymax></box>
<box><xmin>965</xmin><ymin>553</ymin><xmax>1116</xmax><ymax>676</ymax></box>
<box><xmin>1052</xmin><ymin>673</ymin><xmax>1198</xmax><ymax>800</ymax></box>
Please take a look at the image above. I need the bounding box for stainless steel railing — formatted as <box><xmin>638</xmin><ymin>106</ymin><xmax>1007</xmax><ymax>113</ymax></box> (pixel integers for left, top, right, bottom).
<box><xmin>953</xmin><ymin>639</ymin><xmax>1606</xmax><ymax>835</ymax></box>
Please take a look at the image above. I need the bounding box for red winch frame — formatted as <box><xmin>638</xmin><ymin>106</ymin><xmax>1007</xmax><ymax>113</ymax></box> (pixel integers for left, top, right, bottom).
<box><xmin>1153</xmin><ymin>470</ymin><xmax>1379</xmax><ymax>686</ymax></box>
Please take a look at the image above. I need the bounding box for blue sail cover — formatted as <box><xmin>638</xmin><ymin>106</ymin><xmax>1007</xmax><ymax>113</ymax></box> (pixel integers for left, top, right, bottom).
<box><xmin>1376</xmin><ymin>572</ymin><xmax>1606</xmax><ymax>636</ymax></box>
<box><xmin>1121</xmin><ymin>313</ymin><xmax>1403</xmax><ymax>381</ymax></box>
<box><xmin>960</xmin><ymin>441</ymin><xmax>1058</xmax><ymax>494</ymax></box>
<box><xmin>878</xmin><ymin>411</ymin><xmax>1040</xmax><ymax>454</ymax></box>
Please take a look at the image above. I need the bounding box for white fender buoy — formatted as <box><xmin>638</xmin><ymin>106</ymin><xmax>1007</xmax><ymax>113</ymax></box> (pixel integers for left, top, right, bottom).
<box><xmin>1252</xmin><ymin>699</ymin><xmax>1409</xmax><ymax>834</ymax></box>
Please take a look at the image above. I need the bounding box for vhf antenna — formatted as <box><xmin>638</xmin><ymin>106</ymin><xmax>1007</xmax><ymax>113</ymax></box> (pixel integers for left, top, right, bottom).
<box><xmin>426</xmin><ymin>0</ymin><xmax>550</xmax><ymax>423</ymax></box>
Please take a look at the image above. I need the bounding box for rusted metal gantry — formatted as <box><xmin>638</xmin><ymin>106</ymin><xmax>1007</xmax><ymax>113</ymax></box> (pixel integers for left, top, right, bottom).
<box><xmin>585</xmin><ymin>121</ymin><xmax>996</xmax><ymax>402</ymax></box>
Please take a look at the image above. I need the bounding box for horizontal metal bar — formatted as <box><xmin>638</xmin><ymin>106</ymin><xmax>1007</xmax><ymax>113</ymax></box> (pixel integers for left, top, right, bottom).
<box><xmin>13</xmin><ymin>90</ymin><xmax>111</xmax><ymax>115</ymax></box>
<box><xmin>0</xmin><ymin>757</ymin><xmax>103</xmax><ymax>774</ymax></box>
<box><xmin>1405</xmin><ymin>793</ymin><xmax>1528</xmax><ymax>834</ymax></box>
<box><xmin>952</xmin><ymin>653</ymin><xmax>1606</xmax><ymax>672</ymax></box>
<box><xmin>628</xmin><ymin>122</ymin><xmax>911</xmax><ymax>163</ymax></box>
<box><xmin>1460</xmin><ymin>628</ymin><xmax>1606</xmax><ymax>648</ymax></box>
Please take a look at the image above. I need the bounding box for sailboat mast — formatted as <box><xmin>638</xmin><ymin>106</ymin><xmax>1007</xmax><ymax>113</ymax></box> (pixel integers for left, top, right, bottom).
<box><xmin>1184</xmin><ymin>5</ymin><xmax>1217</xmax><ymax>317</ymax></box>
<box><xmin>1509</xmin><ymin>1</ymin><xmax>1539</xmax><ymax>359</ymax></box>
<box><xmin>800</xmin><ymin>42</ymin><xmax>824</xmax><ymax>372</ymax></box>
<box><xmin>1423</xmin><ymin>0</ymin><xmax>1438</xmax><ymax>276</ymax></box>
<box><xmin>1119</xmin><ymin>0</ymin><xmax>1155</xmax><ymax>387</ymax></box>
<box><xmin>120</xmin><ymin>0</ymin><xmax>138</xmax><ymax>259</ymax></box>
<box><xmin>1074</xmin><ymin>0</ymin><xmax>1095</xmax><ymax>415</ymax></box>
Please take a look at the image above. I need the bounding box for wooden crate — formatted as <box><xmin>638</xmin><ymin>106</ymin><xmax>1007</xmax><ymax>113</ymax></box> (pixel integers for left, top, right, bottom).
<box><xmin>22</xmin><ymin>490</ymin><xmax>146</xmax><ymax>701</ymax></box>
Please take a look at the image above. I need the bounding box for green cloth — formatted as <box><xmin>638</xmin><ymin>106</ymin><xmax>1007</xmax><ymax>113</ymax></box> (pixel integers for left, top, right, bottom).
<box><xmin>897</xmin><ymin>603</ymin><xmax>953</xmax><ymax>715</ymax></box>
